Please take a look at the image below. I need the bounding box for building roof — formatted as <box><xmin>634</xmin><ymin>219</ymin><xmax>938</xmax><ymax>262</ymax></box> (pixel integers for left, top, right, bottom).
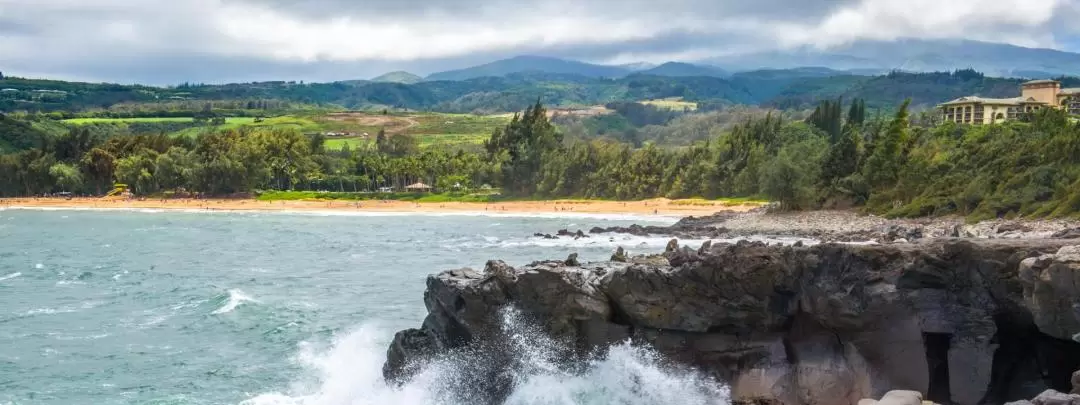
<box><xmin>405</xmin><ymin>182</ymin><xmax>432</xmax><ymax>190</ymax></box>
<box><xmin>938</xmin><ymin>96</ymin><xmax>1046</xmax><ymax>107</ymax></box>
<box><xmin>1060</xmin><ymin>88</ymin><xmax>1080</xmax><ymax>96</ymax></box>
<box><xmin>1023</xmin><ymin>79</ymin><xmax>1061</xmax><ymax>86</ymax></box>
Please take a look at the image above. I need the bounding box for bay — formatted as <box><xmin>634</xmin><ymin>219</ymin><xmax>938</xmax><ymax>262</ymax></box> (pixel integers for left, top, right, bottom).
<box><xmin>0</xmin><ymin>209</ymin><xmax>730</xmax><ymax>405</ymax></box>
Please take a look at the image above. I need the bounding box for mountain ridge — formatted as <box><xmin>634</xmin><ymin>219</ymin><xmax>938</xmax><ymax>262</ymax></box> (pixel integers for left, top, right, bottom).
<box><xmin>425</xmin><ymin>55</ymin><xmax>630</xmax><ymax>81</ymax></box>
<box><xmin>420</xmin><ymin>39</ymin><xmax>1080</xmax><ymax>82</ymax></box>
<box><xmin>372</xmin><ymin>71</ymin><xmax>424</xmax><ymax>84</ymax></box>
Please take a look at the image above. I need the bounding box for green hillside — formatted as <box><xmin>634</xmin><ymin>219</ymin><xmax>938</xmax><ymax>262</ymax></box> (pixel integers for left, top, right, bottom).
<box><xmin>371</xmin><ymin>71</ymin><xmax>424</xmax><ymax>84</ymax></box>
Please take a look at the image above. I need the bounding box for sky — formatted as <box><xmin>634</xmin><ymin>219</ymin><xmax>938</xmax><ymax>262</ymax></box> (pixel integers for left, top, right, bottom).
<box><xmin>0</xmin><ymin>0</ymin><xmax>1078</xmax><ymax>85</ymax></box>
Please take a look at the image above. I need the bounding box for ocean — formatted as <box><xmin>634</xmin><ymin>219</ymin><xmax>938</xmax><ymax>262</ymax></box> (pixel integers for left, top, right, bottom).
<box><xmin>0</xmin><ymin>209</ymin><xmax>733</xmax><ymax>405</ymax></box>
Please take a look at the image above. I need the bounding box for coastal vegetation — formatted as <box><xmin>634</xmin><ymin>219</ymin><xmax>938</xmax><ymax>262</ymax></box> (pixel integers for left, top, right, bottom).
<box><xmin>5</xmin><ymin>68</ymin><xmax>1080</xmax><ymax>220</ymax></box>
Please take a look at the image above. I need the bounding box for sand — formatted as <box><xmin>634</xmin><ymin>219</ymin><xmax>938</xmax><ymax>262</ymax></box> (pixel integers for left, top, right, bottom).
<box><xmin>0</xmin><ymin>197</ymin><xmax>761</xmax><ymax>217</ymax></box>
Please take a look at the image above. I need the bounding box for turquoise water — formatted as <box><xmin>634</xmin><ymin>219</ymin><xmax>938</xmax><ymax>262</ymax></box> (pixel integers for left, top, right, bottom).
<box><xmin>0</xmin><ymin>209</ymin><xmax>728</xmax><ymax>405</ymax></box>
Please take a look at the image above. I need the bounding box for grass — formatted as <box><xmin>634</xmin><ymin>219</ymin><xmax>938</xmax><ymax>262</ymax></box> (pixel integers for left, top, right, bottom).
<box><xmin>411</xmin><ymin>113</ymin><xmax>509</xmax><ymax>135</ymax></box>
<box><xmin>169</xmin><ymin>116</ymin><xmax>322</xmax><ymax>138</ymax></box>
<box><xmin>417</xmin><ymin>133</ymin><xmax>488</xmax><ymax>147</ymax></box>
<box><xmin>640</xmin><ymin>97</ymin><xmax>698</xmax><ymax>111</ymax></box>
<box><xmin>324</xmin><ymin>137</ymin><xmax>368</xmax><ymax>150</ymax></box>
<box><xmin>64</xmin><ymin>117</ymin><xmax>200</xmax><ymax>124</ymax></box>
<box><xmin>63</xmin><ymin>112</ymin><xmax>506</xmax><ymax>147</ymax></box>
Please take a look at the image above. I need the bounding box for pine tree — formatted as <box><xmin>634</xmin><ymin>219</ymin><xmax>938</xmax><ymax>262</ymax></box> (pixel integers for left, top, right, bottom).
<box><xmin>484</xmin><ymin>100</ymin><xmax>562</xmax><ymax>195</ymax></box>
<box><xmin>807</xmin><ymin>98</ymin><xmax>843</xmax><ymax>142</ymax></box>
<box><xmin>821</xmin><ymin>127</ymin><xmax>860</xmax><ymax>186</ymax></box>
<box><xmin>864</xmin><ymin>99</ymin><xmax>911</xmax><ymax>188</ymax></box>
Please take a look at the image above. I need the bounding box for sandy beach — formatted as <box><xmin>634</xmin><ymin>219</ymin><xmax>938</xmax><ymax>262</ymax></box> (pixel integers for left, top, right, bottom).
<box><xmin>0</xmin><ymin>197</ymin><xmax>761</xmax><ymax>217</ymax></box>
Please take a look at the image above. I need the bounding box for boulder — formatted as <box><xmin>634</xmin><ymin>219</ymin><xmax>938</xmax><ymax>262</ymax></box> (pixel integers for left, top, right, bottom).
<box><xmin>564</xmin><ymin>253</ymin><xmax>579</xmax><ymax>266</ymax></box>
<box><xmin>878</xmin><ymin>390</ymin><xmax>923</xmax><ymax>405</ymax></box>
<box><xmin>1019</xmin><ymin>246</ymin><xmax>1080</xmax><ymax>341</ymax></box>
<box><xmin>1072</xmin><ymin>370</ymin><xmax>1080</xmax><ymax>394</ymax></box>
<box><xmin>883</xmin><ymin>225</ymin><xmax>924</xmax><ymax>242</ymax></box>
<box><xmin>1032</xmin><ymin>389</ymin><xmax>1080</xmax><ymax>405</ymax></box>
<box><xmin>610</xmin><ymin>247</ymin><xmax>628</xmax><ymax>263</ymax></box>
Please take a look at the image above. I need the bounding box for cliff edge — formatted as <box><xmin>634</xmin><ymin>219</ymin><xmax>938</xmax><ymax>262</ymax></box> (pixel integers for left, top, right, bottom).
<box><xmin>384</xmin><ymin>239</ymin><xmax>1080</xmax><ymax>405</ymax></box>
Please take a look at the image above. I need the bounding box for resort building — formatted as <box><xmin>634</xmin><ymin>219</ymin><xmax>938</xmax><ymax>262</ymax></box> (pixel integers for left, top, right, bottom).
<box><xmin>939</xmin><ymin>80</ymin><xmax>1080</xmax><ymax>124</ymax></box>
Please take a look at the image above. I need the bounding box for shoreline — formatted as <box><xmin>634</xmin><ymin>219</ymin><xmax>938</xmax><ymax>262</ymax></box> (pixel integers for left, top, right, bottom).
<box><xmin>0</xmin><ymin>197</ymin><xmax>760</xmax><ymax>218</ymax></box>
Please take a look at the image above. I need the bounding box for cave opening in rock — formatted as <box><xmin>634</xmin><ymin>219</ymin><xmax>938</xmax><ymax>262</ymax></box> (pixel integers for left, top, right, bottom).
<box><xmin>980</xmin><ymin>311</ymin><xmax>1080</xmax><ymax>404</ymax></box>
<box><xmin>923</xmin><ymin>332</ymin><xmax>952</xmax><ymax>404</ymax></box>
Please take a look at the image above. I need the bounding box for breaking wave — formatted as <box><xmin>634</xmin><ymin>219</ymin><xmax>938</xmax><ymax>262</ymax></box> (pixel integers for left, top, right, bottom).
<box><xmin>213</xmin><ymin>289</ymin><xmax>259</xmax><ymax>314</ymax></box>
<box><xmin>243</xmin><ymin>310</ymin><xmax>728</xmax><ymax>405</ymax></box>
<box><xmin>0</xmin><ymin>272</ymin><xmax>21</xmax><ymax>282</ymax></box>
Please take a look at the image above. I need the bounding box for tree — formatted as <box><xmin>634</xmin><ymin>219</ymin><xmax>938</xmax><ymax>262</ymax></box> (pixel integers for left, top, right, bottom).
<box><xmin>864</xmin><ymin>99</ymin><xmax>911</xmax><ymax>189</ymax></box>
<box><xmin>49</xmin><ymin>163</ymin><xmax>83</xmax><ymax>192</ymax></box>
<box><xmin>847</xmin><ymin>98</ymin><xmax>866</xmax><ymax>127</ymax></box>
<box><xmin>821</xmin><ymin>127</ymin><xmax>860</xmax><ymax>186</ymax></box>
<box><xmin>81</xmin><ymin>148</ymin><xmax>116</xmax><ymax>195</ymax></box>
<box><xmin>114</xmin><ymin>149</ymin><xmax>158</xmax><ymax>194</ymax></box>
<box><xmin>375</xmin><ymin>128</ymin><xmax>388</xmax><ymax>152</ymax></box>
<box><xmin>309</xmin><ymin>133</ymin><xmax>326</xmax><ymax>155</ymax></box>
<box><xmin>485</xmin><ymin>100</ymin><xmax>563</xmax><ymax>195</ymax></box>
<box><xmin>761</xmin><ymin>151</ymin><xmax>803</xmax><ymax>210</ymax></box>
<box><xmin>806</xmin><ymin>98</ymin><xmax>843</xmax><ymax>142</ymax></box>
<box><xmin>760</xmin><ymin>139</ymin><xmax>827</xmax><ymax>210</ymax></box>
<box><xmin>154</xmin><ymin>147</ymin><xmax>193</xmax><ymax>191</ymax></box>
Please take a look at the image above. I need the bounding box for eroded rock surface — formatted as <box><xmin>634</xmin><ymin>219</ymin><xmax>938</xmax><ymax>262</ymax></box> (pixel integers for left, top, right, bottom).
<box><xmin>386</xmin><ymin>239</ymin><xmax>1080</xmax><ymax>405</ymax></box>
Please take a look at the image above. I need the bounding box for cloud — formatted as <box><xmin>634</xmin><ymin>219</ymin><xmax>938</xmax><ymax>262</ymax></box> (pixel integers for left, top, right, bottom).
<box><xmin>773</xmin><ymin>0</ymin><xmax>1067</xmax><ymax>49</ymax></box>
<box><xmin>0</xmin><ymin>0</ymin><xmax>1075</xmax><ymax>83</ymax></box>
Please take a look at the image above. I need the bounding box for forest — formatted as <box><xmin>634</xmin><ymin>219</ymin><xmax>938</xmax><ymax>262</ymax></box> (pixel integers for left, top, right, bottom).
<box><xmin>3</xmin><ymin>95</ymin><xmax>1080</xmax><ymax>220</ymax></box>
<box><xmin>2</xmin><ymin>69</ymin><xmax>1064</xmax><ymax>115</ymax></box>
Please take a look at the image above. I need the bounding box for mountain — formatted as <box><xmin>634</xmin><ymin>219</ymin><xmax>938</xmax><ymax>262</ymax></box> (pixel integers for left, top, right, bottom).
<box><xmin>709</xmin><ymin>39</ymin><xmax>1080</xmax><ymax>77</ymax></box>
<box><xmin>426</xmin><ymin>55</ymin><xmax>630</xmax><ymax>81</ymax></box>
<box><xmin>616</xmin><ymin>62</ymin><xmax>658</xmax><ymax>72</ymax></box>
<box><xmin>637</xmin><ymin>62</ymin><xmax>728</xmax><ymax>77</ymax></box>
<box><xmin>372</xmin><ymin>71</ymin><xmax>423</xmax><ymax>84</ymax></box>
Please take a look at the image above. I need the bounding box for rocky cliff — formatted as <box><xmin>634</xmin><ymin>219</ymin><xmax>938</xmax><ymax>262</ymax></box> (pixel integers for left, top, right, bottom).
<box><xmin>384</xmin><ymin>239</ymin><xmax>1080</xmax><ymax>405</ymax></box>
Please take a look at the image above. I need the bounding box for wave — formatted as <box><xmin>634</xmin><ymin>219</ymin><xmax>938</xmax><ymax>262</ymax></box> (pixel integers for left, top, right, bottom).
<box><xmin>23</xmin><ymin>307</ymin><xmax>78</xmax><ymax>316</ymax></box>
<box><xmin>242</xmin><ymin>309</ymin><xmax>728</xmax><ymax>405</ymax></box>
<box><xmin>213</xmin><ymin>289</ymin><xmax>260</xmax><ymax>315</ymax></box>
<box><xmin>0</xmin><ymin>206</ymin><xmax>679</xmax><ymax>224</ymax></box>
<box><xmin>0</xmin><ymin>272</ymin><xmax>21</xmax><ymax>282</ymax></box>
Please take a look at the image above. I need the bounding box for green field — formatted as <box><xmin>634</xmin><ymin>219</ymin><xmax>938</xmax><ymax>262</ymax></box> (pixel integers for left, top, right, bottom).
<box><xmin>64</xmin><ymin>117</ymin><xmax>206</xmax><ymax>124</ymax></box>
<box><xmin>324</xmin><ymin>137</ymin><xmax>367</xmax><ymax>150</ymax></box>
<box><xmin>320</xmin><ymin>112</ymin><xmax>506</xmax><ymax>150</ymax></box>
<box><xmin>61</xmin><ymin>112</ymin><xmax>507</xmax><ymax>148</ymax></box>
<box><xmin>640</xmin><ymin>97</ymin><xmax>698</xmax><ymax>111</ymax></box>
<box><xmin>324</xmin><ymin>133</ymin><xmax>488</xmax><ymax>150</ymax></box>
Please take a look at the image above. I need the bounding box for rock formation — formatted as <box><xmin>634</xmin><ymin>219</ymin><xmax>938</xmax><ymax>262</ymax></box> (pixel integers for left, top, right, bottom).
<box><xmin>385</xmin><ymin>239</ymin><xmax>1080</xmax><ymax>405</ymax></box>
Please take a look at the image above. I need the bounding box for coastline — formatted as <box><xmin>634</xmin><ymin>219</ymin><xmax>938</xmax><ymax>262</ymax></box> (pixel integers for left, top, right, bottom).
<box><xmin>0</xmin><ymin>197</ymin><xmax>760</xmax><ymax>218</ymax></box>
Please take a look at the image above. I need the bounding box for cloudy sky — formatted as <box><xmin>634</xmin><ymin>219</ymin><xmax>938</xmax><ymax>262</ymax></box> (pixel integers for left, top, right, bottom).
<box><xmin>0</xmin><ymin>0</ymin><xmax>1077</xmax><ymax>84</ymax></box>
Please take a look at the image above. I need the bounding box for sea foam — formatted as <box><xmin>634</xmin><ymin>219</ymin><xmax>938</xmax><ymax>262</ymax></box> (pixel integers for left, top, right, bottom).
<box><xmin>0</xmin><ymin>272</ymin><xmax>21</xmax><ymax>282</ymax></box>
<box><xmin>243</xmin><ymin>309</ymin><xmax>728</xmax><ymax>405</ymax></box>
<box><xmin>213</xmin><ymin>289</ymin><xmax>259</xmax><ymax>315</ymax></box>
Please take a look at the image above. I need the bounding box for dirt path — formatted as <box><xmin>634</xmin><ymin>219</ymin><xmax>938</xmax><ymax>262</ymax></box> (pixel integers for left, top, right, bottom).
<box><xmin>323</xmin><ymin>112</ymin><xmax>420</xmax><ymax>135</ymax></box>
